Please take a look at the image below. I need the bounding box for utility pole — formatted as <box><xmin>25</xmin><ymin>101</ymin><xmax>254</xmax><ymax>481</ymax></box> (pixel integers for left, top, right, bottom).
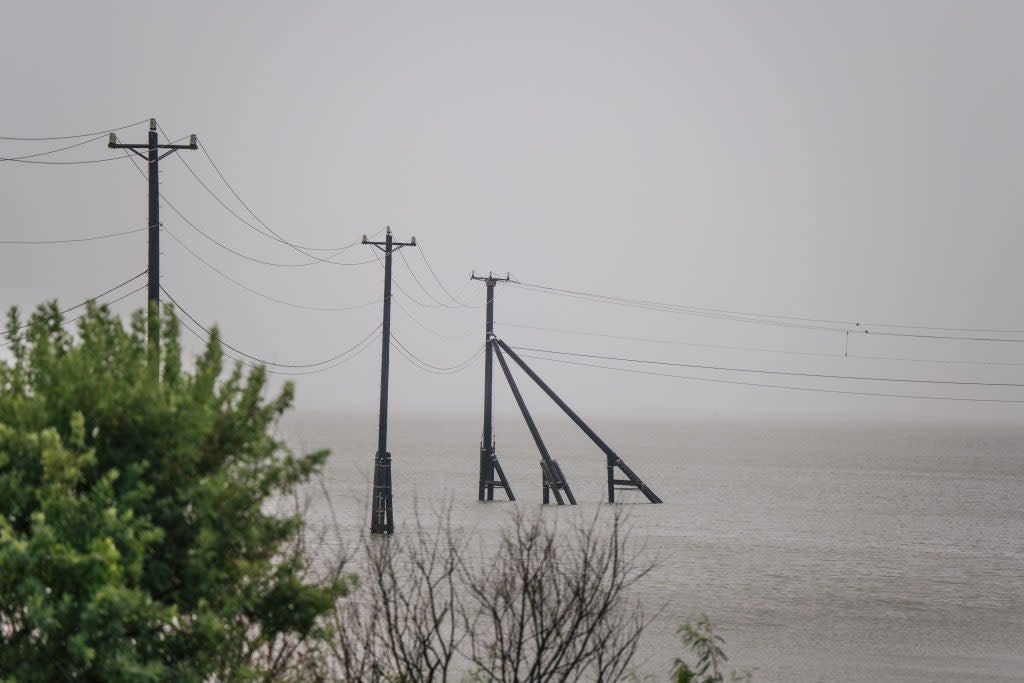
<box><xmin>109</xmin><ymin>118</ymin><xmax>197</xmax><ymax>357</ymax></box>
<box><xmin>471</xmin><ymin>271</ymin><xmax>515</xmax><ymax>502</ymax></box>
<box><xmin>363</xmin><ymin>226</ymin><xmax>417</xmax><ymax>535</ymax></box>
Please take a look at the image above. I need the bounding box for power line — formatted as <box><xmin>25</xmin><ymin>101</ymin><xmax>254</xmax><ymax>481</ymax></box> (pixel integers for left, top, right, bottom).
<box><xmin>391</xmin><ymin>335</ymin><xmax>485</xmax><ymax>374</ymax></box>
<box><xmin>1</xmin><ymin>155</ymin><xmax>128</xmax><ymax>166</ymax></box>
<box><xmin>0</xmin><ymin>283</ymin><xmax>148</xmax><ymax>349</ymax></box>
<box><xmin>195</xmin><ymin>137</ymin><xmax>363</xmax><ymax>252</ymax></box>
<box><xmin>847</xmin><ymin>352</ymin><xmax>1024</xmax><ymax>367</ymax></box>
<box><xmin>0</xmin><ymin>133</ymin><xmax>110</xmax><ymax>161</ymax></box>
<box><xmin>500</xmin><ymin>322</ymin><xmax>845</xmax><ymax>361</ymax></box>
<box><xmin>160</xmin><ymin>284</ymin><xmax>382</xmax><ymax>368</ymax></box>
<box><xmin>510</xmin><ymin>345</ymin><xmax>1024</xmax><ymax>388</ymax></box>
<box><xmin>173</xmin><ymin>311</ymin><xmax>381</xmax><ymax>376</ymax></box>
<box><xmin>0</xmin><ymin>226</ymin><xmax>149</xmax><ymax>245</ymax></box>
<box><xmin>397</xmin><ymin>249</ymin><xmax>457</xmax><ymax>307</ymax></box>
<box><xmin>512</xmin><ymin>282</ymin><xmax>848</xmax><ymax>333</ymax></box>
<box><xmin>123</xmin><ymin>144</ymin><xmax>378</xmax><ymax>268</ymax></box>
<box><xmin>7</xmin><ymin>131</ymin><xmax>187</xmax><ymax>166</ymax></box>
<box><xmin>499</xmin><ymin>321</ymin><xmax>1024</xmax><ymax>367</ymax></box>
<box><xmin>164</xmin><ymin>197</ymin><xmax>375</xmax><ymax>267</ymax></box>
<box><xmin>0</xmin><ymin>119</ymin><xmax>149</xmax><ymax>141</ymax></box>
<box><xmin>518</xmin><ymin>353</ymin><xmax>1024</xmax><ymax>405</ymax></box>
<box><xmin>392</xmin><ymin>297</ymin><xmax>479</xmax><ymax>339</ymax></box>
<box><xmin>159</xmin><ymin>122</ymin><xmax>372</xmax><ymax>261</ymax></box>
<box><xmin>512</xmin><ymin>281</ymin><xmax>1024</xmax><ymax>338</ymax></box>
<box><xmin>163</xmin><ymin>227</ymin><xmax>380</xmax><ymax>312</ymax></box>
<box><xmin>370</xmin><ymin>249</ymin><xmax>443</xmax><ymax>309</ymax></box>
<box><xmin>169</xmin><ymin>137</ymin><xmax>369</xmax><ymax>264</ymax></box>
<box><xmin>1</xmin><ymin>271</ymin><xmax>148</xmax><ymax>345</ymax></box>
<box><xmin>854</xmin><ymin>329</ymin><xmax>1024</xmax><ymax>344</ymax></box>
<box><xmin>415</xmin><ymin>241</ymin><xmax>479</xmax><ymax>307</ymax></box>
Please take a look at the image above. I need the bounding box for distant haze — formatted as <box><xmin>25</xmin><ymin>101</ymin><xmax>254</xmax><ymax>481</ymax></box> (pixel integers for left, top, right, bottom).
<box><xmin>2</xmin><ymin>1</ymin><xmax>1023</xmax><ymax>422</ymax></box>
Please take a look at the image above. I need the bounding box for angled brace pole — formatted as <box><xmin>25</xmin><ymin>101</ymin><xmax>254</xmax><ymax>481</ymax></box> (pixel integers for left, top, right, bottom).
<box><xmin>493</xmin><ymin>344</ymin><xmax>575</xmax><ymax>505</ymax></box>
<box><xmin>494</xmin><ymin>339</ymin><xmax>663</xmax><ymax>504</ymax></box>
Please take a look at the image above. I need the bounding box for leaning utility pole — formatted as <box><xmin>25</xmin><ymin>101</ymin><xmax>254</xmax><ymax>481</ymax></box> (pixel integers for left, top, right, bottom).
<box><xmin>109</xmin><ymin>118</ymin><xmax>197</xmax><ymax>356</ymax></box>
<box><xmin>471</xmin><ymin>271</ymin><xmax>515</xmax><ymax>502</ymax></box>
<box><xmin>363</xmin><ymin>227</ymin><xmax>417</xmax><ymax>535</ymax></box>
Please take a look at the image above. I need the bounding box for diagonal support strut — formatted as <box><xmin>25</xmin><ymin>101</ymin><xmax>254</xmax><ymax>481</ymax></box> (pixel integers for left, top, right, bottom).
<box><xmin>494</xmin><ymin>344</ymin><xmax>576</xmax><ymax>505</ymax></box>
<box><xmin>494</xmin><ymin>338</ymin><xmax>662</xmax><ymax>504</ymax></box>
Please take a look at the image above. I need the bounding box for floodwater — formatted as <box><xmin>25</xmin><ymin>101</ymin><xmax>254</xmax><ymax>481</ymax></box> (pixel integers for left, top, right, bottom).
<box><xmin>281</xmin><ymin>413</ymin><xmax>1024</xmax><ymax>682</ymax></box>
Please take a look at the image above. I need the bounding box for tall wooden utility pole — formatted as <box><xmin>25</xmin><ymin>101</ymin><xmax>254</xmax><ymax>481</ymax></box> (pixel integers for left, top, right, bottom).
<box><xmin>363</xmin><ymin>227</ymin><xmax>416</xmax><ymax>534</ymax></box>
<box><xmin>109</xmin><ymin>118</ymin><xmax>197</xmax><ymax>357</ymax></box>
<box><xmin>471</xmin><ymin>271</ymin><xmax>515</xmax><ymax>502</ymax></box>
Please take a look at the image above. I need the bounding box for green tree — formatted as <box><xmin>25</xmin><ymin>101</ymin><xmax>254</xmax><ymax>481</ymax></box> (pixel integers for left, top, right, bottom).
<box><xmin>0</xmin><ymin>302</ymin><xmax>347</xmax><ymax>682</ymax></box>
<box><xmin>672</xmin><ymin>615</ymin><xmax>755</xmax><ymax>683</ymax></box>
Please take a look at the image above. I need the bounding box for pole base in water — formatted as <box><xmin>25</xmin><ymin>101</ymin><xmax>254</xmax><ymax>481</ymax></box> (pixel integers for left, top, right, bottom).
<box><xmin>371</xmin><ymin>451</ymin><xmax>394</xmax><ymax>534</ymax></box>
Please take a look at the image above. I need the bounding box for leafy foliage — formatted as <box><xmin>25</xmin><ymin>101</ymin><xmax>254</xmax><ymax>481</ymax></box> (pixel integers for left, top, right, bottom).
<box><xmin>671</xmin><ymin>615</ymin><xmax>754</xmax><ymax>683</ymax></box>
<box><xmin>0</xmin><ymin>302</ymin><xmax>347</xmax><ymax>681</ymax></box>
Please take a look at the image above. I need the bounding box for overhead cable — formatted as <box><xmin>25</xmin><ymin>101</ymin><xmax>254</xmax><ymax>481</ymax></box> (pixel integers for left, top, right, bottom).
<box><xmin>164</xmin><ymin>227</ymin><xmax>379</xmax><ymax>312</ymax></box>
<box><xmin>174</xmin><ymin>312</ymin><xmax>381</xmax><ymax>376</ymax></box>
<box><xmin>519</xmin><ymin>354</ymin><xmax>1024</xmax><ymax>405</ymax></box>
<box><xmin>0</xmin><ymin>226</ymin><xmax>149</xmax><ymax>245</ymax></box>
<box><xmin>513</xmin><ymin>281</ymin><xmax>1024</xmax><ymax>338</ymax></box>
<box><xmin>512</xmin><ymin>282</ymin><xmax>847</xmax><ymax>333</ymax></box>
<box><xmin>369</xmin><ymin>249</ymin><xmax>442</xmax><ymax>309</ymax></box>
<box><xmin>160</xmin><ymin>284</ymin><xmax>382</xmax><ymax>368</ymax></box>
<box><xmin>415</xmin><ymin>242</ymin><xmax>480</xmax><ymax>307</ymax></box>
<box><xmin>391</xmin><ymin>335</ymin><xmax>485</xmax><ymax>374</ymax></box>
<box><xmin>510</xmin><ymin>345</ymin><xmax>1024</xmax><ymax>388</ymax></box>
<box><xmin>0</xmin><ymin>118</ymin><xmax>149</xmax><ymax>141</ymax></box>
<box><xmin>392</xmin><ymin>297</ymin><xmax>479</xmax><ymax>340</ymax></box>
<box><xmin>170</xmin><ymin>141</ymin><xmax>368</xmax><ymax>264</ymax></box>
<box><xmin>499</xmin><ymin>321</ymin><xmax>1024</xmax><ymax>367</ymax></box>
<box><xmin>123</xmin><ymin>145</ymin><xmax>377</xmax><ymax>268</ymax></box>
<box><xmin>1</xmin><ymin>155</ymin><xmax>127</xmax><ymax>166</ymax></box>
<box><xmin>1</xmin><ymin>271</ymin><xmax>148</xmax><ymax>345</ymax></box>
<box><xmin>397</xmin><ymin>250</ymin><xmax>457</xmax><ymax>307</ymax></box>
<box><xmin>196</xmin><ymin>138</ymin><xmax>362</xmax><ymax>252</ymax></box>
<box><xmin>0</xmin><ymin>133</ymin><xmax>110</xmax><ymax>161</ymax></box>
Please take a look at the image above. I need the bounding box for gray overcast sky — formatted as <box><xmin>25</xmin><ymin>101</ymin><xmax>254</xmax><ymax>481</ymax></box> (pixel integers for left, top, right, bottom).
<box><xmin>2</xmin><ymin>1</ymin><xmax>1023</xmax><ymax>421</ymax></box>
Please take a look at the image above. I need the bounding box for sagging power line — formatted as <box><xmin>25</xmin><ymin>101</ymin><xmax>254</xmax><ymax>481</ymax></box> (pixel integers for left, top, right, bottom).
<box><xmin>512</xmin><ymin>281</ymin><xmax>1024</xmax><ymax>339</ymax></box>
<box><xmin>520</xmin><ymin>352</ymin><xmax>1024</xmax><ymax>405</ymax></box>
<box><xmin>0</xmin><ymin>118</ymin><xmax>149</xmax><ymax>141</ymax></box>
<box><xmin>1</xmin><ymin>271</ymin><xmax>148</xmax><ymax>346</ymax></box>
<box><xmin>511</xmin><ymin>346</ymin><xmax>1024</xmax><ymax>388</ymax></box>
<box><xmin>160</xmin><ymin>285</ymin><xmax>382</xmax><ymax>369</ymax></box>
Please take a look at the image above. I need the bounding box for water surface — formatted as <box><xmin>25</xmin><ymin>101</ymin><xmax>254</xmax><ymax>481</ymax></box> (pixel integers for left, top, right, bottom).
<box><xmin>282</xmin><ymin>413</ymin><xmax>1024</xmax><ymax>682</ymax></box>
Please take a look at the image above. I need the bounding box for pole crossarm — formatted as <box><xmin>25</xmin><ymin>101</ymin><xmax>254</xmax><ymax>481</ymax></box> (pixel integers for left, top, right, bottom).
<box><xmin>364</xmin><ymin>234</ymin><xmax>415</xmax><ymax>252</ymax></box>
<box><xmin>108</xmin><ymin>134</ymin><xmax>197</xmax><ymax>150</ymax></box>
<box><xmin>493</xmin><ymin>337</ymin><xmax>663</xmax><ymax>504</ymax></box>
<box><xmin>470</xmin><ymin>270</ymin><xmax>514</xmax><ymax>284</ymax></box>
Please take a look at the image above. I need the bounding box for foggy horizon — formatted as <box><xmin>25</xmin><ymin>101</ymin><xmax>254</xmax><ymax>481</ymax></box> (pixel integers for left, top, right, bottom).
<box><xmin>4</xmin><ymin>1</ymin><xmax>1024</xmax><ymax>423</ymax></box>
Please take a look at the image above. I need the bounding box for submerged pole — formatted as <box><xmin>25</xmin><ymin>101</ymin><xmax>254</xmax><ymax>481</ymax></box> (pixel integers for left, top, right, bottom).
<box><xmin>363</xmin><ymin>227</ymin><xmax>418</xmax><ymax>534</ymax></box>
<box><xmin>471</xmin><ymin>272</ymin><xmax>515</xmax><ymax>502</ymax></box>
